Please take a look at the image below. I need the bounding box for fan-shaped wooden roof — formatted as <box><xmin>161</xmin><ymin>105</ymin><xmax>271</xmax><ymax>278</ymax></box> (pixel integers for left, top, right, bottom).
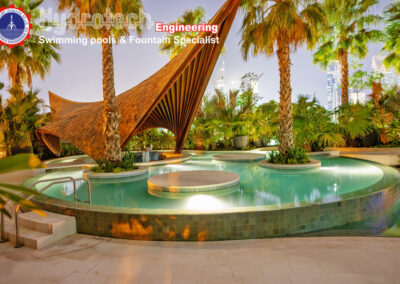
<box><xmin>37</xmin><ymin>0</ymin><xmax>241</xmax><ymax>159</ymax></box>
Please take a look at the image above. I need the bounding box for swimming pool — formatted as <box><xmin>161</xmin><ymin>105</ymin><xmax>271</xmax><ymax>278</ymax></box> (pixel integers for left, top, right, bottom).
<box><xmin>26</xmin><ymin>152</ymin><xmax>400</xmax><ymax>240</ymax></box>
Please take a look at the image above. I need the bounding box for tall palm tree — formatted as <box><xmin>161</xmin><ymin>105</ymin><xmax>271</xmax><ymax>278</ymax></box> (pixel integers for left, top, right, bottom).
<box><xmin>240</xmin><ymin>0</ymin><xmax>327</xmax><ymax>155</ymax></box>
<box><xmin>159</xmin><ymin>7</ymin><xmax>205</xmax><ymax>59</ymax></box>
<box><xmin>313</xmin><ymin>0</ymin><xmax>381</xmax><ymax>104</ymax></box>
<box><xmin>383</xmin><ymin>0</ymin><xmax>400</xmax><ymax>73</ymax></box>
<box><xmin>58</xmin><ymin>0</ymin><xmax>147</xmax><ymax>163</ymax></box>
<box><xmin>0</xmin><ymin>0</ymin><xmax>61</xmax><ymax>95</ymax></box>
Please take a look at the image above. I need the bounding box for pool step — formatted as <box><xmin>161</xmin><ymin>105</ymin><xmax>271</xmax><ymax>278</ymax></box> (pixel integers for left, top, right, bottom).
<box><xmin>3</xmin><ymin>210</ymin><xmax>76</xmax><ymax>249</ymax></box>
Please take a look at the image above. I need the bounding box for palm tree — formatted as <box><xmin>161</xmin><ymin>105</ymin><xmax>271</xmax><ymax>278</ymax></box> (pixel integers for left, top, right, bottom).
<box><xmin>240</xmin><ymin>0</ymin><xmax>327</xmax><ymax>155</ymax></box>
<box><xmin>159</xmin><ymin>7</ymin><xmax>205</xmax><ymax>59</ymax></box>
<box><xmin>58</xmin><ymin>0</ymin><xmax>147</xmax><ymax>163</ymax></box>
<box><xmin>313</xmin><ymin>0</ymin><xmax>381</xmax><ymax>104</ymax></box>
<box><xmin>383</xmin><ymin>0</ymin><xmax>400</xmax><ymax>73</ymax></box>
<box><xmin>0</xmin><ymin>0</ymin><xmax>61</xmax><ymax>95</ymax></box>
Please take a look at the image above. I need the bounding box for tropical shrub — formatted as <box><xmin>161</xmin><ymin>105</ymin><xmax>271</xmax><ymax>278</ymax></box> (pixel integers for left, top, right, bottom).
<box><xmin>293</xmin><ymin>95</ymin><xmax>345</xmax><ymax>151</ymax></box>
<box><xmin>268</xmin><ymin>148</ymin><xmax>309</xmax><ymax>164</ymax></box>
<box><xmin>126</xmin><ymin>129</ymin><xmax>176</xmax><ymax>151</ymax></box>
<box><xmin>0</xmin><ymin>89</ymin><xmax>49</xmax><ymax>155</ymax></box>
<box><xmin>336</xmin><ymin>103</ymin><xmax>371</xmax><ymax>145</ymax></box>
<box><xmin>60</xmin><ymin>143</ymin><xmax>83</xmax><ymax>157</ymax></box>
<box><xmin>92</xmin><ymin>152</ymin><xmax>137</xmax><ymax>173</ymax></box>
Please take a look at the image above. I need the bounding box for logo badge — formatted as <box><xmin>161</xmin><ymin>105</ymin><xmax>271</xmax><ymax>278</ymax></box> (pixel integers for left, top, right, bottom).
<box><xmin>0</xmin><ymin>5</ymin><xmax>32</xmax><ymax>48</ymax></box>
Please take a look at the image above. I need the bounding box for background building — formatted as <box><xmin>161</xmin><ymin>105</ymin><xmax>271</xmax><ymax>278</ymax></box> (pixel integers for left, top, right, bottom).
<box><xmin>349</xmin><ymin>91</ymin><xmax>367</xmax><ymax>104</ymax></box>
<box><xmin>326</xmin><ymin>61</ymin><xmax>342</xmax><ymax>111</ymax></box>
<box><xmin>372</xmin><ymin>55</ymin><xmax>400</xmax><ymax>87</ymax></box>
<box><xmin>213</xmin><ymin>60</ymin><xmax>227</xmax><ymax>94</ymax></box>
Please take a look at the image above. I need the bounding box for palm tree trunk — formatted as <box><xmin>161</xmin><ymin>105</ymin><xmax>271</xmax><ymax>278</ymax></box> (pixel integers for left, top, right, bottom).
<box><xmin>101</xmin><ymin>28</ymin><xmax>122</xmax><ymax>163</ymax></box>
<box><xmin>11</xmin><ymin>65</ymin><xmax>24</xmax><ymax>99</ymax></box>
<box><xmin>340</xmin><ymin>51</ymin><xmax>349</xmax><ymax>104</ymax></box>
<box><xmin>277</xmin><ymin>38</ymin><xmax>295</xmax><ymax>155</ymax></box>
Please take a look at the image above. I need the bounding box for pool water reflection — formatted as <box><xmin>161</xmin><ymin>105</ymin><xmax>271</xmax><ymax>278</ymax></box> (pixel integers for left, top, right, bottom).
<box><xmin>26</xmin><ymin>154</ymin><xmax>400</xmax><ymax>213</ymax></box>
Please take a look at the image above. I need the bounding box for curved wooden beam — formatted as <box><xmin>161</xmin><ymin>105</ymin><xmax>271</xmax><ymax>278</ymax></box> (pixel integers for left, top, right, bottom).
<box><xmin>37</xmin><ymin>0</ymin><xmax>241</xmax><ymax>159</ymax></box>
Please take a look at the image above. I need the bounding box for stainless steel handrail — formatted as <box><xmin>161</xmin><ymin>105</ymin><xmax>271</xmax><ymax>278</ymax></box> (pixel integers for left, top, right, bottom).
<box><xmin>12</xmin><ymin>176</ymin><xmax>91</xmax><ymax>248</ymax></box>
<box><xmin>0</xmin><ymin>211</ymin><xmax>7</xmax><ymax>243</ymax></box>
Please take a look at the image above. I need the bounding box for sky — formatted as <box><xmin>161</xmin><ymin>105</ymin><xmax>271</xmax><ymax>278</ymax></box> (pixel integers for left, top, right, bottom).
<box><xmin>0</xmin><ymin>0</ymin><xmax>394</xmax><ymax>107</ymax></box>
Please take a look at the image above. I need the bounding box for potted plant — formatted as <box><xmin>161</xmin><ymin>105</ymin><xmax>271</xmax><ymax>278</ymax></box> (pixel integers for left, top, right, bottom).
<box><xmin>232</xmin><ymin>119</ymin><xmax>248</xmax><ymax>149</ymax></box>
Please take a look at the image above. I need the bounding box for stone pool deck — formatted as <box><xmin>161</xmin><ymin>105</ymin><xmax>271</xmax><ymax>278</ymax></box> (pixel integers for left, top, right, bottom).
<box><xmin>0</xmin><ymin>234</ymin><xmax>399</xmax><ymax>284</ymax></box>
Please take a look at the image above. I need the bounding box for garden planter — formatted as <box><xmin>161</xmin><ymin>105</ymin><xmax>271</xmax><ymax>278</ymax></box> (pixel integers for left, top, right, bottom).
<box><xmin>233</xmin><ymin>136</ymin><xmax>248</xmax><ymax>149</ymax></box>
<box><xmin>83</xmin><ymin>167</ymin><xmax>148</xmax><ymax>179</ymax></box>
<box><xmin>254</xmin><ymin>138</ymin><xmax>263</xmax><ymax>147</ymax></box>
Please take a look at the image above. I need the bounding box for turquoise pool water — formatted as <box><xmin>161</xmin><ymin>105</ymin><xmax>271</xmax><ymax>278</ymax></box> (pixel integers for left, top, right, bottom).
<box><xmin>26</xmin><ymin>152</ymin><xmax>400</xmax><ymax>214</ymax></box>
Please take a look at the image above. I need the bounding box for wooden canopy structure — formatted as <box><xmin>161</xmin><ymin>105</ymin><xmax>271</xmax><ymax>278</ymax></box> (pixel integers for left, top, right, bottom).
<box><xmin>37</xmin><ymin>0</ymin><xmax>241</xmax><ymax>159</ymax></box>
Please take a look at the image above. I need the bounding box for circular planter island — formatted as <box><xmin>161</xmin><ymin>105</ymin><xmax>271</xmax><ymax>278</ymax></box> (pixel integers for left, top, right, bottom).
<box><xmin>147</xmin><ymin>170</ymin><xmax>240</xmax><ymax>193</ymax></box>
<box><xmin>258</xmin><ymin>159</ymin><xmax>321</xmax><ymax>170</ymax></box>
<box><xmin>83</xmin><ymin>167</ymin><xmax>148</xmax><ymax>179</ymax></box>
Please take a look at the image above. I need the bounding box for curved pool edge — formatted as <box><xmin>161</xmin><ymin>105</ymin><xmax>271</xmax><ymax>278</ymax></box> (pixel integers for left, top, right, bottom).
<box><xmin>33</xmin><ymin>171</ymin><xmax>400</xmax><ymax>241</ymax></box>
<box><xmin>258</xmin><ymin>159</ymin><xmax>321</xmax><ymax>170</ymax></box>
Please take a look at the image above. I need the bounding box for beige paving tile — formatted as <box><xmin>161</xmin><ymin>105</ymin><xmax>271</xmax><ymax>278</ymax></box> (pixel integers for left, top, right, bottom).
<box><xmin>198</xmin><ymin>277</ymin><xmax>242</xmax><ymax>284</ymax></box>
<box><xmin>259</xmin><ymin>262</ymin><xmax>292</xmax><ymax>274</ymax></box>
<box><xmin>319</xmin><ymin>259</ymin><xmax>355</xmax><ymax>273</ymax></box>
<box><xmin>204</xmin><ymin>252</ymin><xmax>248</xmax><ymax>266</ymax></box>
<box><xmin>336</xmin><ymin>272</ymin><xmax>394</xmax><ymax>284</ymax></box>
<box><xmin>171</xmin><ymin>265</ymin><xmax>203</xmax><ymax>278</ymax></box>
<box><xmin>1</xmin><ymin>236</ymin><xmax>399</xmax><ymax>284</ymax></box>
<box><xmin>288</xmin><ymin>272</ymin><xmax>338</xmax><ymax>284</ymax></box>
<box><xmin>288</xmin><ymin>261</ymin><xmax>323</xmax><ymax>273</ymax></box>
<box><xmin>168</xmin><ymin>278</ymin><xmax>198</xmax><ymax>284</ymax></box>
<box><xmin>348</xmin><ymin>259</ymin><xmax>384</xmax><ymax>273</ymax></box>
<box><xmin>386</xmin><ymin>272</ymin><xmax>400</xmax><ymax>284</ymax></box>
<box><xmin>240</xmin><ymin>274</ymin><xmax>292</xmax><ymax>284</ymax></box>
<box><xmin>202</xmin><ymin>265</ymin><xmax>233</xmax><ymax>277</ymax></box>
<box><xmin>60</xmin><ymin>272</ymin><xmax>109</xmax><ymax>284</ymax></box>
<box><xmin>143</xmin><ymin>264</ymin><xmax>175</xmax><ymax>278</ymax></box>
<box><xmin>107</xmin><ymin>276</ymin><xmax>171</xmax><ymax>284</ymax></box>
<box><xmin>231</xmin><ymin>264</ymin><xmax>263</xmax><ymax>277</ymax></box>
<box><xmin>246</xmin><ymin>252</ymin><xmax>289</xmax><ymax>265</ymax></box>
<box><xmin>89</xmin><ymin>258</ymin><xmax>149</xmax><ymax>277</ymax></box>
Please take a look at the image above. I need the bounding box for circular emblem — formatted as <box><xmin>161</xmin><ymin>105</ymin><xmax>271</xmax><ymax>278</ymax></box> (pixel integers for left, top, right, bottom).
<box><xmin>0</xmin><ymin>5</ymin><xmax>32</xmax><ymax>48</ymax></box>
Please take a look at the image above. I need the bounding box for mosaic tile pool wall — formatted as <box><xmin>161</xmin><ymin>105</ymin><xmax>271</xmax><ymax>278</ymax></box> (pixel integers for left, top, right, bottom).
<box><xmin>35</xmin><ymin>178</ymin><xmax>400</xmax><ymax>241</ymax></box>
